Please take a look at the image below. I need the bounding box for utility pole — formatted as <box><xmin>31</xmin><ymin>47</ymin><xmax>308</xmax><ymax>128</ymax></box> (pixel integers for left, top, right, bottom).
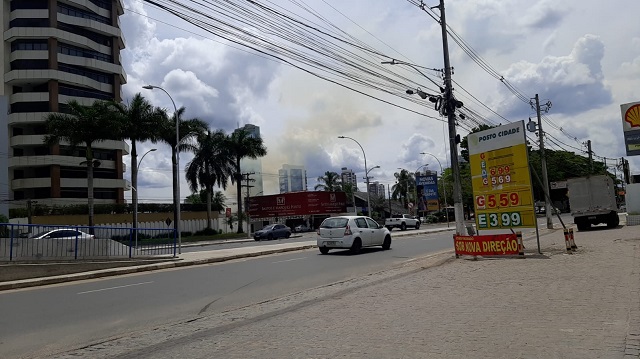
<box><xmin>533</xmin><ymin>94</ymin><xmax>553</xmax><ymax>230</ymax></box>
<box><xmin>242</xmin><ymin>172</ymin><xmax>255</xmax><ymax>235</ymax></box>
<box><xmin>587</xmin><ymin>140</ymin><xmax>593</xmax><ymax>173</ymax></box>
<box><xmin>436</xmin><ymin>0</ymin><xmax>466</xmax><ymax>235</ymax></box>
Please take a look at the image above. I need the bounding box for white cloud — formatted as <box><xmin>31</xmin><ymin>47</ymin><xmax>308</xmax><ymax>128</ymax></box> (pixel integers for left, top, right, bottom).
<box><xmin>118</xmin><ymin>0</ymin><xmax>640</xmax><ymax>202</ymax></box>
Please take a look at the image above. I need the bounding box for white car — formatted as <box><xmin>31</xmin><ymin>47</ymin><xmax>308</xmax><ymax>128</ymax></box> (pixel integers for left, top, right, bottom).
<box><xmin>317</xmin><ymin>216</ymin><xmax>392</xmax><ymax>255</ymax></box>
<box><xmin>29</xmin><ymin>229</ymin><xmax>94</xmax><ymax>240</ymax></box>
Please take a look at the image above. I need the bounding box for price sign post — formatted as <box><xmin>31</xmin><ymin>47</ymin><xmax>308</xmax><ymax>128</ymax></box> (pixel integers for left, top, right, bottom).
<box><xmin>461</xmin><ymin>120</ymin><xmax>538</xmax><ymax>256</ymax></box>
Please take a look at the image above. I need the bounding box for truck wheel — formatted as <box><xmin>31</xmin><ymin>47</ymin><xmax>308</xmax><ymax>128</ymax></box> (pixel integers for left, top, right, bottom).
<box><xmin>575</xmin><ymin>218</ymin><xmax>589</xmax><ymax>231</ymax></box>
<box><xmin>607</xmin><ymin>212</ymin><xmax>620</xmax><ymax>228</ymax></box>
<box><xmin>400</xmin><ymin>223</ymin><xmax>407</xmax><ymax>231</ymax></box>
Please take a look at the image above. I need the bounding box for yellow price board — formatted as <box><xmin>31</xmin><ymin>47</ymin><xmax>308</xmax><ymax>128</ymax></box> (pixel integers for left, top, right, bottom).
<box><xmin>467</xmin><ymin>121</ymin><xmax>536</xmax><ymax>230</ymax></box>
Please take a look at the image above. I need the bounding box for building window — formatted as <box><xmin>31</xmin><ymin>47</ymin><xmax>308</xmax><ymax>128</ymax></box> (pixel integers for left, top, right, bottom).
<box><xmin>58</xmin><ymin>3</ymin><xmax>110</xmax><ymax>25</ymax></box>
<box><xmin>11</xmin><ymin>40</ymin><xmax>48</xmax><ymax>52</ymax></box>
<box><xmin>10</xmin><ymin>0</ymin><xmax>48</xmax><ymax>10</ymax></box>
<box><xmin>34</xmin><ymin>188</ymin><xmax>51</xmax><ymax>199</ymax></box>
<box><xmin>88</xmin><ymin>0</ymin><xmax>111</xmax><ymax>11</ymax></box>
<box><xmin>11</xmin><ymin>102</ymin><xmax>50</xmax><ymax>113</ymax></box>
<box><xmin>11</xmin><ymin>59</ymin><xmax>49</xmax><ymax>70</ymax></box>
<box><xmin>59</xmin><ymin>84</ymin><xmax>113</xmax><ymax>100</ymax></box>
<box><xmin>58</xmin><ymin>63</ymin><xmax>113</xmax><ymax>84</ymax></box>
<box><xmin>9</xmin><ymin>18</ymin><xmax>50</xmax><ymax>28</ymax></box>
<box><xmin>57</xmin><ymin>22</ymin><xmax>112</xmax><ymax>46</ymax></box>
<box><xmin>58</xmin><ymin>42</ymin><xmax>112</xmax><ymax>63</ymax></box>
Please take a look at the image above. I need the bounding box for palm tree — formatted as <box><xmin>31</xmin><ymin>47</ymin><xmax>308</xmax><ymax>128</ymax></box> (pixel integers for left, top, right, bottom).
<box><xmin>110</xmin><ymin>93</ymin><xmax>164</xmax><ymax>235</ymax></box>
<box><xmin>185</xmin><ymin>130</ymin><xmax>234</xmax><ymax>229</ymax></box>
<box><xmin>44</xmin><ymin>100</ymin><xmax>123</xmax><ymax>229</ymax></box>
<box><xmin>342</xmin><ymin>182</ymin><xmax>357</xmax><ymax>206</ymax></box>
<box><xmin>228</xmin><ymin>128</ymin><xmax>267</xmax><ymax>234</ymax></box>
<box><xmin>157</xmin><ymin>107</ymin><xmax>208</xmax><ymax>234</ymax></box>
<box><xmin>392</xmin><ymin>169</ymin><xmax>414</xmax><ymax>209</ymax></box>
<box><xmin>315</xmin><ymin>171</ymin><xmax>342</xmax><ymax>191</ymax></box>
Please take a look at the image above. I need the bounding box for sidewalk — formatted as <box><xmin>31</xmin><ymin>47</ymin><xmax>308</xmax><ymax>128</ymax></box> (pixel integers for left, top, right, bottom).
<box><xmin>0</xmin><ymin>224</ymin><xmax>456</xmax><ymax>291</ymax></box>
<box><xmin>54</xmin><ymin>220</ymin><xmax>640</xmax><ymax>359</ymax></box>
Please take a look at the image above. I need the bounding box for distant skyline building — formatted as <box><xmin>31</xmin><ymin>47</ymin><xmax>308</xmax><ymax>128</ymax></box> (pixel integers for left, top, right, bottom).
<box><xmin>341</xmin><ymin>167</ymin><xmax>358</xmax><ymax>190</ymax></box>
<box><xmin>279</xmin><ymin>164</ymin><xmax>307</xmax><ymax>193</ymax></box>
<box><xmin>1</xmin><ymin>0</ymin><xmax>128</xmax><ymax>217</ymax></box>
<box><xmin>368</xmin><ymin>181</ymin><xmax>385</xmax><ymax>199</ymax></box>
<box><xmin>237</xmin><ymin>124</ymin><xmax>263</xmax><ymax>198</ymax></box>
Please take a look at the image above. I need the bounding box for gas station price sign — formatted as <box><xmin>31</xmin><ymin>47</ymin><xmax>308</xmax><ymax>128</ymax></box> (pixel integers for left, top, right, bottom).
<box><xmin>467</xmin><ymin>121</ymin><xmax>536</xmax><ymax>230</ymax></box>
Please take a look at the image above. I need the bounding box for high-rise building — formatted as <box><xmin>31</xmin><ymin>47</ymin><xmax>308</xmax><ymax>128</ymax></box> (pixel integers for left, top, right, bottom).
<box><xmin>279</xmin><ymin>164</ymin><xmax>307</xmax><ymax>193</ymax></box>
<box><xmin>341</xmin><ymin>167</ymin><xmax>357</xmax><ymax>190</ymax></box>
<box><xmin>237</xmin><ymin>124</ymin><xmax>263</xmax><ymax>197</ymax></box>
<box><xmin>1</xmin><ymin>0</ymin><xmax>128</xmax><ymax>216</ymax></box>
<box><xmin>368</xmin><ymin>181</ymin><xmax>385</xmax><ymax>198</ymax></box>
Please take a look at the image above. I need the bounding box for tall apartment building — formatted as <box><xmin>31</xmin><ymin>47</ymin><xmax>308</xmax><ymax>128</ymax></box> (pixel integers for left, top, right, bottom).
<box><xmin>278</xmin><ymin>164</ymin><xmax>306</xmax><ymax>193</ymax></box>
<box><xmin>1</xmin><ymin>0</ymin><xmax>128</xmax><ymax>215</ymax></box>
<box><xmin>341</xmin><ymin>167</ymin><xmax>357</xmax><ymax>190</ymax></box>
<box><xmin>368</xmin><ymin>181</ymin><xmax>385</xmax><ymax>198</ymax></box>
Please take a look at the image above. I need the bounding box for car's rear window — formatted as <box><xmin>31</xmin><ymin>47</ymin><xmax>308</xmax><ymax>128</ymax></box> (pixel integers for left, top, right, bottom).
<box><xmin>320</xmin><ymin>218</ymin><xmax>349</xmax><ymax>228</ymax></box>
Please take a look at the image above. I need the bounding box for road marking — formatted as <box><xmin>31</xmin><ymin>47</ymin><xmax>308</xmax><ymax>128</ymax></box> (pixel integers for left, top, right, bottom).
<box><xmin>272</xmin><ymin>257</ymin><xmax>307</xmax><ymax>264</ymax></box>
<box><xmin>77</xmin><ymin>281</ymin><xmax>154</xmax><ymax>295</ymax></box>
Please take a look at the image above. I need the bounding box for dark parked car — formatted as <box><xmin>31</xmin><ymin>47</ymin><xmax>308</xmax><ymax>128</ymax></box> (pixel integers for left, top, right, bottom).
<box><xmin>253</xmin><ymin>224</ymin><xmax>291</xmax><ymax>241</ymax></box>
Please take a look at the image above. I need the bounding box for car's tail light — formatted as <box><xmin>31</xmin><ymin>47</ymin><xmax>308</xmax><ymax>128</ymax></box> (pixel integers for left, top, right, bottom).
<box><xmin>344</xmin><ymin>225</ymin><xmax>352</xmax><ymax>236</ymax></box>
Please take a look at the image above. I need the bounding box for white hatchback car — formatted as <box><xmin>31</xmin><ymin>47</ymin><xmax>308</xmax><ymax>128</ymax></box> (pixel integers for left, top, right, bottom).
<box><xmin>317</xmin><ymin>216</ymin><xmax>392</xmax><ymax>255</ymax></box>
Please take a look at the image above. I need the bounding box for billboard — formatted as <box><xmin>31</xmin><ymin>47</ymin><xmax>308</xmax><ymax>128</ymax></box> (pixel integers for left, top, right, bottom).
<box><xmin>620</xmin><ymin>101</ymin><xmax>640</xmax><ymax>156</ymax></box>
<box><xmin>248</xmin><ymin>191</ymin><xmax>347</xmax><ymax>218</ymax></box>
<box><xmin>416</xmin><ymin>174</ymin><xmax>439</xmax><ymax>211</ymax></box>
<box><xmin>467</xmin><ymin>121</ymin><xmax>536</xmax><ymax>230</ymax></box>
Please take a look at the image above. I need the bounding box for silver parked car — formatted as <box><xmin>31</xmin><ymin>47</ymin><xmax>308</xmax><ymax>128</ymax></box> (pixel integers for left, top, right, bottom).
<box><xmin>317</xmin><ymin>216</ymin><xmax>391</xmax><ymax>255</ymax></box>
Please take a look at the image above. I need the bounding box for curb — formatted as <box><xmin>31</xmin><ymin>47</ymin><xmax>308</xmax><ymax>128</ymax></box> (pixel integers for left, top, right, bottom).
<box><xmin>0</xmin><ymin>228</ymin><xmax>455</xmax><ymax>291</ymax></box>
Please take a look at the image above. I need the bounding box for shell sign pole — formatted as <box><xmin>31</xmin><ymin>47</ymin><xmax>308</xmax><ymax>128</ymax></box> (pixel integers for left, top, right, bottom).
<box><xmin>621</xmin><ymin>101</ymin><xmax>640</xmax><ymax>156</ymax></box>
<box><xmin>466</xmin><ymin>120</ymin><xmax>536</xmax><ymax>234</ymax></box>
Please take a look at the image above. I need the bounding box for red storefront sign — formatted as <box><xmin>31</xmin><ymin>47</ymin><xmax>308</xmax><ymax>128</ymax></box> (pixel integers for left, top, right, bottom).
<box><xmin>248</xmin><ymin>191</ymin><xmax>347</xmax><ymax>217</ymax></box>
<box><xmin>225</xmin><ymin>208</ymin><xmax>231</xmax><ymax>218</ymax></box>
<box><xmin>454</xmin><ymin>233</ymin><xmax>522</xmax><ymax>256</ymax></box>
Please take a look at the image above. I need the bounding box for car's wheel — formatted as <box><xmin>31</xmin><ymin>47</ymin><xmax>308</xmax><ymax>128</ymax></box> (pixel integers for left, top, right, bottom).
<box><xmin>400</xmin><ymin>223</ymin><xmax>407</xmax><ymax>231</ymax></box>
<box><xmin>267</xmin><ymin>234</ymin><xmax>273</xmax><ymax>240</ymax></box>
<box><xmin>285</xmin><ymin>232</ymin><xmax>291</xmax><ymax>238</ymax></box>
<box><xmin>382</xmin><ymin>235</ymin><xmax>391</xmax><ymax>250</ymax></box>
<box><xmin>415</xmin><ymin>222</ymin><xmax>420</xmax><ymax>230</ymax></box>
<box><xmin>319</xmin><ymin>247</ymin><xmax>330</xmax><ymax>255</ymax></box>
<box><xmin>350</xmin><ymin>238</ymin><xmax>362</xmax><ymax>254</ymax></box>
<box><xmin>254</xmin><ymin>238</ymin><xmax>260</xmax><ymax>241</ymax></box>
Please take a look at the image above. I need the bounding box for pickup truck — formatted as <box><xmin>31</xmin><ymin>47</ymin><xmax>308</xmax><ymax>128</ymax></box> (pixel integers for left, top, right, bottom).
<box><xmin>385</xmin><ymin>214</ymin><xmax>420</xmax><ymax>231</ymax></box>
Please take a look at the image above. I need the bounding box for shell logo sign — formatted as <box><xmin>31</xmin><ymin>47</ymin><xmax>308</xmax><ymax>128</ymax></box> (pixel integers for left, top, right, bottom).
<box><xmin>620</xmin><ymin>101</ymin><xmax>640</xmax><ymax>156</ymax></box>
<box><xmin>624</xmin><ymin>104</ymin><xmax>640</xmax><ymax>128</ymax></box>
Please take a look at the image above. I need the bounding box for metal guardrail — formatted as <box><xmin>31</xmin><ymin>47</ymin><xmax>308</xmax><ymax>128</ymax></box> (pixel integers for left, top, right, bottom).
<box><xmin>0</xmin><ymin>224</ymin><xmax>176</xmax><ymax>261</ymax></box>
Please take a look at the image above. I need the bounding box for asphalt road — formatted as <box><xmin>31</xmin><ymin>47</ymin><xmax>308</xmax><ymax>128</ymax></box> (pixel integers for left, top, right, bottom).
<box><xmin>0</xmin><ymin>230</ymin><xmax>454</xmax><ymax>359</ymax></box>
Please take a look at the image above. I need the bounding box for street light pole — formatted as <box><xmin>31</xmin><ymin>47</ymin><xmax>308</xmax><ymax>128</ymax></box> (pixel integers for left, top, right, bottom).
<box><xmin>338</xmin><ymin>136</ymin><xmax>371</xmax><ymax>216</ymax></box>
<box><xmin>421</xmin><ymin>152</ymin><xmax>449</xmax><ymax>226</ymax></box>
<box><xmin>133</xmin><ymin>148</ymin><xmax>156</xmax><ymax>248</ymax></box>
<box><xmin>142</xmin><ymin>85</ymin><xmax>182</xmax><ymax>253</ymax></box>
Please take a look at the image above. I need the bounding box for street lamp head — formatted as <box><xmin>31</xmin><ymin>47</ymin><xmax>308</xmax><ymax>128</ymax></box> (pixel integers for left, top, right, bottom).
<box><xmin>373</xmin><ymin>165</ymin><xmax>380</xmax><ymax>169</ymax></box>
<box><xmin>142</xmin><ymin>85</ymin><xmax>154</xmax><ymax>90</ymax></box>
<box><xmin>337</xmin><ymin>136</ymin><xmax>345</xmax><ymax>139</ymax></box>
<box><xmin>406</xmin><ymin>89</ymin><xmax>414</xmax><ymax>95</ymax></box>
<box><xmin>150</xmin><ymin>148</ymin><xmax>157</xmax><ymax>152</ymax></box>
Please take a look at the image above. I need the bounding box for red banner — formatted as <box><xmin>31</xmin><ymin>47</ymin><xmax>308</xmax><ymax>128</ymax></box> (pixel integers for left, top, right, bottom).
<box><xmin>248</xmin><ymin>191</ymin><xmax>347</xmax><ymax>218</ymax></box>
<box><xmin>454</xmin><ymin>233</ymin><xmax>520</xmax><ymax>256</ymax></box>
